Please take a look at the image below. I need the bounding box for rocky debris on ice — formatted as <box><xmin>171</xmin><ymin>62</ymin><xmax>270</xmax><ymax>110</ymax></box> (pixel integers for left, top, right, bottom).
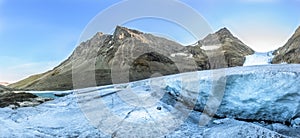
<box><xmin>0</xmin><ymin>91</ymin><xmax>52</xmax><ymax>109</ymax></box>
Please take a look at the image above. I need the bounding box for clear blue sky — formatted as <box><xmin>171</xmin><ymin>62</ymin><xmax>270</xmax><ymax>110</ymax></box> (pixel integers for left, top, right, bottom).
<box><xmin>1</xmin><ymin>0</ymin><xmax>300</xmax><ymax>83</ymax></box>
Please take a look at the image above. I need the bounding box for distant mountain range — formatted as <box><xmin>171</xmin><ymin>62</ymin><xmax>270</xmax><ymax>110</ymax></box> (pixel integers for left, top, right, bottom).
<box><xmin>0</xmin><ymin>82</ymin><xmax>10</xmax><ymax>86</ymax></box>
<box><xmin>0</xmin><ymin>84</ymin><xmax>11</xmax><ymax>92</ymax></box>
<box><xmin>11</xmin><ymin>25</ymin><xmax>300</xmax><ymax>91</ymax></box>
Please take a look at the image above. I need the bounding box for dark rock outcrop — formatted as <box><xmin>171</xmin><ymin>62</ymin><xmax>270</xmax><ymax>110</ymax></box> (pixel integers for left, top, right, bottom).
<box><xmin>272</xmin><ymin>26</ymin><xmax>300</xmax><ymax>64</ymax></box>
<box><xmin>0</xmin><ymin>91</ymin><xmax>52</xmax><ymax>109</ymax></box>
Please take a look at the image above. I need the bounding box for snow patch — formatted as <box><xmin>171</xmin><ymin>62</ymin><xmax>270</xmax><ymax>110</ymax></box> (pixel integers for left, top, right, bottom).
<box><xmin>201</xmin><ymin>45</ymin><xmax>221</xmax><ymax>50</ymax></box>
<box><xmin>170</xmin><ymin>53</ymin><xmax>193</xmax><ymax>58</ymax></box>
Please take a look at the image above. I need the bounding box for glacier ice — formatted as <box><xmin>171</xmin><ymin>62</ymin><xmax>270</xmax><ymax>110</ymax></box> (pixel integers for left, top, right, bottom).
<box><xmin>243</xmin><ymin>52</ymin><xmax>274</xmax><ymax>66</ymax></box>
<box><xmin>202</xmin><ymin>118</ymin><xmax>286</xmax><ymax>138</ymax></box>
<box><xmin>167</xmin><ymin>64</ymin><xmax>300</xmax><ymax>124</ymax></box>
<box><xmin>1</xmin><ymin>64</ymin><xmax>300</xmax><ymax>137</ymax></box>
<box><xmin>0</xmin><ymin>94</ymin><xmax>106</xmax><ymax>137</ymax></box>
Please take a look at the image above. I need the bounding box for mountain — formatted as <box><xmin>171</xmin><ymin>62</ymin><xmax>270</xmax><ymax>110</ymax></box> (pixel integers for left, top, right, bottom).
<box><xmin>9</xmin><ymin>26</ymin><xmax>209</xmax><ymax>90</ymax></box>
<box><xmin>9</xmin><ymin>26</ymin><xmax>254</xmax><ymax>91</ymax></box>
<box><xmin>272</xmin><ymin>26</ymin><xmax>300</xmax><ymax>64</ymax></box>
<box><xmin>0</xmin><ymin>82</ymin><xmax>10</xmax><ymax>86</ymax></box>
<box><xmin>196</xmin><ymin>27</ymin><xmax>255</xmax><ymax>67</ymax></box>
<box><xmin>0</xmin><ymin>84</ymin><xmax>11</xmax><ymax>92</ymax></box>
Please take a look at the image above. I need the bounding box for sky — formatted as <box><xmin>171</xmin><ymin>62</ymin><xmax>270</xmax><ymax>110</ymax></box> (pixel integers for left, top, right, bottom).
<box><xmin>0</xmin><ymin>0</ymin><xmax>300</xmax><ymax>83</ymax></box>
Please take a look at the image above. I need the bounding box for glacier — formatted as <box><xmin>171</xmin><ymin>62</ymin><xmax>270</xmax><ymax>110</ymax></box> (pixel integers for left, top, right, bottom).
<box><xmin>1</xmin><ymin>64</ymin><xmax>300</xmax><ymax>137</ymax></box>
<box><xmin>243</xmin><ymin>52</ymin><xmax>274</xmax><ymax>66</ymax></box>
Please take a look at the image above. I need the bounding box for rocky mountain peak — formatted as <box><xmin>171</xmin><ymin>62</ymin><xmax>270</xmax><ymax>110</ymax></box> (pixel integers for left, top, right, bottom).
<box><xmin>215</xmin><ymin>27</ymin><xmax>234</xmax><ymax>38</ymax></box>
<box><xmin>83</xmin><ymin>32</ymin><xmax>107</xmax><ymax>44</ymax></box>
<box><xmin>199</xmin><ymin>27</ymin><xmax>236</xmax><ymax>45</ymax></box>
<box><xmin>113</xmin><ymin>26</ymin><xmax>144</xmax><ymax>41</ymax></box>
<box><xmin>96</xmin><ymin>32</ymin><xmax>104</xmax><ymax>37</ymax></box>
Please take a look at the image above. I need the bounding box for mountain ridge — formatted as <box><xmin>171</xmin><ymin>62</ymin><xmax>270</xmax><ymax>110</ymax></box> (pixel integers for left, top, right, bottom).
<box><xmin>272</xmin><ymin>25</ymin><xmax>300</xmax><ymax>63</ymax></box>
<box><xmin>0</xmin><ymin>82</ymin><xmax>10</xmax><ymax>86</ymax></box>
<box><xmin>9</xmin><ymin>26</ymin><xmax>254</xmax><ymax>90</ymax></box>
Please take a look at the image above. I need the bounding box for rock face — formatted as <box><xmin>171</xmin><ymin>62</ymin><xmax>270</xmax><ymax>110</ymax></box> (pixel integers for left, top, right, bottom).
<box><xmin>9</xmin><ymin>26</ymin><xmax>253</xmax><ymax>91</ymax></box>
<box><xmin>197</xmin><ymin>28</ymin><xmax>255</xmax><ymax>68</ymax></box>
<box><xmin>9</xmin><ymin>26</ymin><xmax>209</xmax><ymax>90</ymax></box>
<box><xmin>1</xmin><ymin>80</ymin><xmax>52</xmax><ymax>109</ymax></box>
<box><xmin>0</xmin><ymin>91</ymin><xmax>52</xmax><ymax>109</ymax></box>
<box><xmin>272</xmin><ymin>26</ymin><xmax>300</xmax><ymax>64</ymax></box>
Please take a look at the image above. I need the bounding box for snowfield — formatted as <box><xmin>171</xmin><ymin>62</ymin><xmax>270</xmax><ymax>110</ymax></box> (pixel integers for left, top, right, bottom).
<box><xmin>1</xmin><ymin>64</ymin><xmax>300</xmax><ymax>137</ymax></box>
